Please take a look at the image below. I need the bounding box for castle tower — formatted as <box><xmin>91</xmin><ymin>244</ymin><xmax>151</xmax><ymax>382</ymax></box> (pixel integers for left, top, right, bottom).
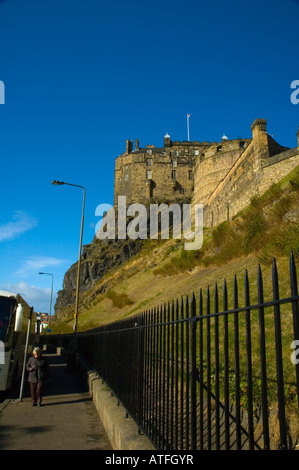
<box><xmin>251</xmin><ymin>118</ymin><xmax>269</xmax><ymax>161</ymax></box>
<box><xmin>164</xmin><ymin>133</ymin><xmax>172</xmax><ymax>148</ymax></box>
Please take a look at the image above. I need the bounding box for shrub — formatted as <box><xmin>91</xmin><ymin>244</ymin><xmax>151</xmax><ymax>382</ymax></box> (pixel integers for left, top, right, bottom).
<box><xmin>107</xmin><ymin>290</ymin><xmax>134</xmax><ymax>308</ymax></box>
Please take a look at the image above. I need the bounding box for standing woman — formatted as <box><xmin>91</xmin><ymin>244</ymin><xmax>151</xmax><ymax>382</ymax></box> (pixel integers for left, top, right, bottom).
<box><xmin>26</xmin><ymin>347</ymin><xmax>50</xmax><ymax>406</ymax></box>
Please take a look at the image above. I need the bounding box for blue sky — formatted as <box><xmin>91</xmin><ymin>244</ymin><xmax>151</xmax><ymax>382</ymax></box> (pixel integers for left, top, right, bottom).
<box><xmin>0</xmin><ymin>0</ymin><xmax>298</xmax><ymax>313</ymax></box>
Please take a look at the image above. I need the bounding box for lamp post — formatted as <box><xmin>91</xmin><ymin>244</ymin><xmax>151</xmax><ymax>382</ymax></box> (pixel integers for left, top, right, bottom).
<box><xmin>52</xmin><ymin>180</ymin><xmax>85</xmax><ymax>349</ymax></box>
<box><xmin>38</xmin><ymin>272</ymin><xmax>54</xmax><ymax>316</ymax></box>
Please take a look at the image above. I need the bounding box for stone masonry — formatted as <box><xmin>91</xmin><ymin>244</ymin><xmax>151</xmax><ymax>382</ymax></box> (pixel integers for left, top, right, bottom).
<box><xmin>113</xmin><ymin>119</ymin><xmax>299</xmax><ymax>228</ymax></box>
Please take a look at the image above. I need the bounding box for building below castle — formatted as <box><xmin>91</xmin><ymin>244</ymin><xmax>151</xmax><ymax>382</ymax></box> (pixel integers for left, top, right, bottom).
<box><xmin>114</xmin><ymin>119</ymin><xmax>299</xmax><ymax>228</ymax></box>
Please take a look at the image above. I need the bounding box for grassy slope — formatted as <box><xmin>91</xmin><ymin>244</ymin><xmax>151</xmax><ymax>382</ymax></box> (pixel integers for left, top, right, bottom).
<box><xmin>49</xmin><ymin>166</ymin><xmax>299</xmax><ymax>335</ymax></box>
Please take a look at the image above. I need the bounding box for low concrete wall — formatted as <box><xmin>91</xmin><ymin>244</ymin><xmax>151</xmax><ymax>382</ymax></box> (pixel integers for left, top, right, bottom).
<box><xmin>77</xmin><ymin>354</ymin><xmax>156</xmax><ymax>451</ymax></box>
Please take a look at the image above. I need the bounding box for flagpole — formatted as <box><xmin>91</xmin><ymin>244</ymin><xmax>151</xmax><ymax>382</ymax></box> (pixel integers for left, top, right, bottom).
<box><xmin>187</xmin><ymin>114</ymin><xmax>190</xmax><ymax>141</ymax></box>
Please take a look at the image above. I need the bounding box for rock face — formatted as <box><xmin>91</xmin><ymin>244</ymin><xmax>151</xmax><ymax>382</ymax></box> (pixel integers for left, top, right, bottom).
<box><xmin>54</xmin><ymin>237</ymin><xmax>144</xmax><ymax>317</ymax></box>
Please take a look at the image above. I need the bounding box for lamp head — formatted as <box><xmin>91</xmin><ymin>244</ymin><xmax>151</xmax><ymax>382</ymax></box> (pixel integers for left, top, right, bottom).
<box><xmin>51</xmin><ymin>180</ymin><xmax>64</xmax><ymax>185</ymax></box>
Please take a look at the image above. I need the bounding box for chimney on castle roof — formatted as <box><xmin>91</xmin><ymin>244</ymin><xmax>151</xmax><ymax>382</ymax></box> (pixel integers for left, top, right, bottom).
<box><xmin>126</xmin><ymin>139</ymin><xmax>133</xmax><ymax>154</ymax></box>
<box><xmin>135</xmin><ymin>139</ymin><xmax>139</xmax><ymax>151</ymax></box>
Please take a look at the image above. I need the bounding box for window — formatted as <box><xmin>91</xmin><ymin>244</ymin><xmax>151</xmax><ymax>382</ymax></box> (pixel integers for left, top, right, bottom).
<box><xmin>174</xmin><ymin>150</ymin><xmax>179</xmax><ymax>157</ymax></box>
<box><xmin>171</xmin><ymin>160</ymin><xmax>177</xmax><ymax>167</ymax></box>
<box><xmin>146</xmin><ymin>159</ymin><xmax>152</xmax><ymax>166</ymax></box>
<box><xmin>188</xmin><ymin>170</ymin><xmax>193</xmax><ymax>180</ymax></box>
<box><xmin>217</xmin><ymin>145</ymin><xmax>222</xmax><ymax>152</ymax></box>
<box><xmin>147</xmin><ymin>149</ymin><xmax>152</xmax><ymax>155</ymax></box>
<box><xmin>124</xmin><ymin>174</ymin><xmax>128</xmax><ymax>182</ymax></box>
<box><xmin>146</xmin><ymin>170</ymin><xmax>152</xmax><ymax>179</ymax></box>
<box><xmin>171</xmin><ymin>170</ymin><xmax>176</xmax><ymax>180</ymax></box>
<box><xmin>194</xmin><ymin>149</ymin><xmax>199</xmax><ymax>156</ymax></box>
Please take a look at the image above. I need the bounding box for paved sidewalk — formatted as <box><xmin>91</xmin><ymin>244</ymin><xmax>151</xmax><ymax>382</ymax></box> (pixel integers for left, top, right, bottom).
<box><xmin>0</xmin><ymin>349</ymin><xmax>112</xmax><ymax>450</ymax></box>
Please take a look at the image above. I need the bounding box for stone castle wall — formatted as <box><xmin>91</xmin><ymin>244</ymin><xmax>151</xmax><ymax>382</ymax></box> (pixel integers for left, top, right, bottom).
<box><xmin>113</xmin><ymin>119</ymin><xmax>299</xmax><ymax>229</ymax></box>
<box><xmin>195</xmin><ymin>119</ymin><xmax>299</xmax><ymax>227</ymax></box>
<box><xmin>192</xmin><ymin>138</ymin><xmax>252</xmax><ymax>207</ymax></box>
<box><xmin>114</xmin><ymin>136</ymin><xmax>210</xmax><ymax>207</ymax></box>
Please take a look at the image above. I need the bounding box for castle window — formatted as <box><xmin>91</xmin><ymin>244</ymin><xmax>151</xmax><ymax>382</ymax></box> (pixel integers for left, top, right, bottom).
<box><xmin>171</xmin><ymin>170</ymin><xmax>176</xmax><ymax>180</ymax></box>
<box><xmin>124</xmin><ymin>174</ymin><xmax>128</xmax><ymax>182</ymax></box>
<box><xmin>217</xmin><ymin>145</ymin><xmax>222</xmax><ymax>152</ymax></box>
<box><xmin>146</xmin><ymin>170</ymin><xmax>152</xmax><ymax>179</ymax></box>
<box><xmin>174</xmin><ymin>150</ymin><xmax>179</xmax><ymax>157</ymax></box>
<box><xmin>239</xmin><ymin>141</ymin><xmax>245</xmax><ymax>148</ymax></box>
<box><xmin>146</xmin><ymin>159</ymin><xmax>152</xmax><ymax>166</ymax></box>
<box><xmin>171</xmin><ymin>159</ymin><xmax>177</xmax><ymax>167</ymax></box>
<box><xmin>180</xmin><ymin>188</ymin><xmax>184</xmax><ymax>194</ymax></box>
<box><xmin>188</xmin><ymin>170</ymin><xmax>193</xmax><ymax>180</ymax></box>
<box><xmin>194</xmin><ymin>149</ymin><xmax>199</xmax><ymax>156</ymax></box>
<box><xmin>147</xmin><ymin>149</ymin><xmax>152</xmax><ymax>155</ymax></box>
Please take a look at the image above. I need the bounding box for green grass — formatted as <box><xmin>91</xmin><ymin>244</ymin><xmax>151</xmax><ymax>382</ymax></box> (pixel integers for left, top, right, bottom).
<box><xmin>152</xmin><ymin>166</ymin><xmax>299</xmax><ymax>275</ymax></box>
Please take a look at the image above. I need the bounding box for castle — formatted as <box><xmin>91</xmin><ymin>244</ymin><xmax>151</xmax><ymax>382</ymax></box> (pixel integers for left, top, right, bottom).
<box><xmin>114</xmin><ymin>119</ymin><xmax>299</xmax><ymax>227</ymax></box>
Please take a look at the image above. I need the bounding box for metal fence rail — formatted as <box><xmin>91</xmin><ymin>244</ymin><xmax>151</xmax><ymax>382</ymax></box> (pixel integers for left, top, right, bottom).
<box><xmin>51</xmin><ymin>253</ymin><xmax>299</xmax><ymax>450</ymax></box>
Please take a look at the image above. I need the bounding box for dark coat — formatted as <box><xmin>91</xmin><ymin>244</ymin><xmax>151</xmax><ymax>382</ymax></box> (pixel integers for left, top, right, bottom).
<box><xmin>26</xmin><ymin>355</ymin><xmax>50</xmax><ymax>383</ymax></box>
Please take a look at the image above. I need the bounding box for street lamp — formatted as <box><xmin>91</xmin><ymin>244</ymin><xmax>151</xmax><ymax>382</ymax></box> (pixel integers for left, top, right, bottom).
<box><xmin>38</xmin><ymin>272</ymin><xmax>54</xmax><ymax>316</ymax></box>
<box><xmin>51</xmin><ymin>180</ymin><xmax>86</xmax><ymax>348</ymax></box>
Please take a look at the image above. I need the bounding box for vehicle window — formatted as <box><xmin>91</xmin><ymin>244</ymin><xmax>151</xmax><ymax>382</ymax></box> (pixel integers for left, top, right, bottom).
<box><xmin>0</xmin><ymin>298</ymin><xmax>16</xmax><ymax>342</ymax></box>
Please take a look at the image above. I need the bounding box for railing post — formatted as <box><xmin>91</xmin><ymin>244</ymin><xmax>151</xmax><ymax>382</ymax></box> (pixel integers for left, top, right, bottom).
<box><xmin>244</xmin><ymin>269</ymin><xmax>254</xmax><ymax>450</ymax></box>
<box><xmin>190</xmin><ymin>292</ymin><xmax>197</xmax><ymax>450</ymax></box>
<box><xmin>198</xmin><ymin>289</ymin><xmax>204</xmax><ymax>450</ymax></box>
<box><xmin>158</xmin><ymin>304</ymin><xmax>163</xmax><ymax>449</ymax></box>
<box><xmin>166</xmin><ymin>302</ymin><xmax>171</xmax><ymax>448</ymax></box>
<box><xmin>180</xmin><ymin>296</ymin><xmax>184</xmax><ymax>450</ymax></box>
<box><xmin>257</xmin><ymin>264</ymin><xmax>270</xmax><ymax>450</ymax></box>
<box><xmin>214</xmin><ymin>282</ymin><xmax>220</xmax><ymax>449</ymax></box>
<box><xmin>206</xmin><ymin>286</ymin><xmax>211</xmax><ymax>449</ymax></box>
<box><xmin>170</xmin><ymin>301</ymin><xmax>175</xmax><ymax>448</ymax></box>
<box><xmin>272</xmin><ymin>258</ymin><xmax>288</xmax><ymax>450</ymax></box>
<box><xmin>233</xmin><ymin>275</ymin><xmax>241</xmax><ymax>450</ymax></box>
<box><xmin>137</xmin><ymin>314</ymin><xmax>145</xmax><ymax>432</ymax></box>
<box><xmin>162</xmin><ymin>303</ymin><xmax>167</xmax><ymax>449</ymax></box>
<box><xmin>185</xmin><ymin>295</ymin><xmax>190</xmax><ymax>449</ymax></box>
<box><xmin>223</xmin><ymin>279</ymin><xmax>230</xmax><ymax>450</ymax></box>
<box><xmin>290</xmin><ymin>251</ymin><xmax>299</xmax><ymax>409</ymax></box>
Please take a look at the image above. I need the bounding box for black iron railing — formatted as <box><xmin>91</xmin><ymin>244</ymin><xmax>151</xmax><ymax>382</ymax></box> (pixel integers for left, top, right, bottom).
<box><xmin>51</xmin><ymin>253</ymin><xmax>299</xmax><ymax>450</ymax></box>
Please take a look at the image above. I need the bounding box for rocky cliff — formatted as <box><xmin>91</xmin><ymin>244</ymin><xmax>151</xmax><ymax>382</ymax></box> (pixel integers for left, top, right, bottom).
<box><xmin>54</xmin><ymin>236</ymin><xmax>144</xmax><ymax>317</ymax></box>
